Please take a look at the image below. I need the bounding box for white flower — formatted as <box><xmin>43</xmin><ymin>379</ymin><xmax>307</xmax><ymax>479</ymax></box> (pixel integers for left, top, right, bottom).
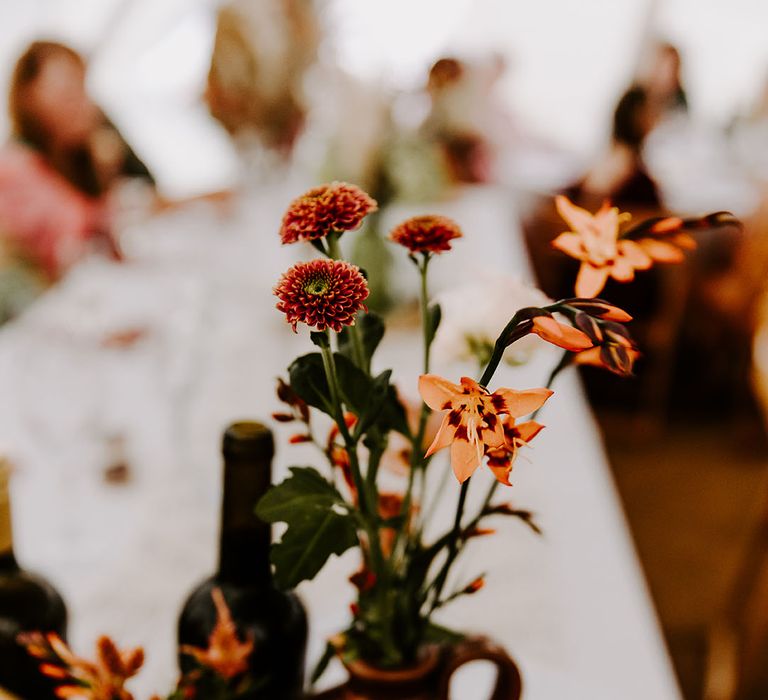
<box><xmin>432</xmin><ymin>276</ymin><xmax>550</xmax><ymax>367</ymax></box>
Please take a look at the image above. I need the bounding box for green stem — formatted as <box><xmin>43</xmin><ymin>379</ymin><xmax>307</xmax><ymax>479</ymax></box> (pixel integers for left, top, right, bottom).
<box><xmin>396</xmin><ymin>256</ymin><xmax>433</xmax><ymax>556</ymax></box>
<box><xmin>320</xmin><ymin>340</ymin><xmax>386</xmax><ymax>576</ymax></box>
<box><xmin>428</xmin><ymin>480</ymin><xmax>469</xmax><ymax>612</ymax></box>
<box><xmin>326</xmin><ymin>232</ymin><xmax>342</xmax><ymax>260</ymax></box>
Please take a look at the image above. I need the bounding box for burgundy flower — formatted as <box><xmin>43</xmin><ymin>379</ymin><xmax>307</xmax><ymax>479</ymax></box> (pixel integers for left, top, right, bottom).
<box><xmin>274</xmin><ymin>259</ymin><xmax>369</xmax><ymax>332</ymax></box>
<box><xmin>389</xmin><ymin>215</ymin><xmax>463</xmax><ymax>254</ymax></box>
<box><xmin>279</xmin><ymin>182</ymin><xmax>378</xmax><ymax>244</ymax></box>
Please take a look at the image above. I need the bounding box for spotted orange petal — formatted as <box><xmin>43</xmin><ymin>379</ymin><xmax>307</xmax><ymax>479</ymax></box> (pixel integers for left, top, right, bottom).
<box><xmin>515</xmin><ymin>420</ymin><xmax>545</xmax><ymax>443</ymax></box>
<box><xmin>418</xmin><ymin>374</ymin><xmax>463</xmax><ymax>411</ymax></box>
<box><xmin>488</xmin><ymin>464</ymin><xmax>514</xmax><ymax>486</ymax></box>
<box><xmin>424</xmin><ymin>412</ymin><xmax>457</xmax><ymax>458</ymax></box>
<box><xmin>451</xmin><ymin>437</ymin><xmax>483</xmax><ymax>482</ymax></box>
<box><xmin>492</xmin><ymin>387</ymin><xmax>553</xmax><ymax>418</ymax></box>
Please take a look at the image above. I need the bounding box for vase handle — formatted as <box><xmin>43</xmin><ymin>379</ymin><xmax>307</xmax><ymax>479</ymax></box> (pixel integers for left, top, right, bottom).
<box><xmin>437</xmin><ymin>637</ymin><xmax>522</xmax><ymax>700</ymax></box>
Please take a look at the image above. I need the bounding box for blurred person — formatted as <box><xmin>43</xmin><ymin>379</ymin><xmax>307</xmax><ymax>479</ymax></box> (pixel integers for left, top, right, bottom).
<box><xmin>642</xmin><ymin>42</ymin><xmax>688</xmax><ymax>118</ymax></box>
<box><xmin>0</xmin><ymin>41</ymin><xmax>154</xmax><ymax>280</ymax></box>
<box><xmin>420</xmin><ymin>56</ymin><xmax>494</xmax><ymax>185</ymax></box>
<box><xmin>206</xmin><ymin>0</ymin><xmax>319</xmax><ymax>163</ymax></box>
<box><xmin>575</xmin><ymin>85</ymin><xmax>660</xmax><ymax>207</ymax></box>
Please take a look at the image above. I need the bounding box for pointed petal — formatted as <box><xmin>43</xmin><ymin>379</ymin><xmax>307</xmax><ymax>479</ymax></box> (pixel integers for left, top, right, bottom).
<box><xmin>532</xmin><ymin>316</ymin><xmax>593</xmax><ymax>351</ymax></box>
<box><xmin>610</xmin><ymin>254</ymin><xmax>636</xmax><ymax>282</ymax></box>
<box><xmin>575</xmin><ymin>264</ymin><xmax>610</xmax><ymax>297</ymax></box>
<box><xmin>670</xmin><ymin>232</ymin><xmax>697</xmax><ymax>250</ymax></box>
<box><xmin>418</xmin><ymin>374</ymin><xmax>461</xmax><ymax>411</ymax></box>
<box><xmin>515</xmin><ymin>420</ymin><xmax>545</xmax><ymax>443</ymax></box>
<box><xmin>572</xmin><ymin>346</ymin><xmax>603</xmax><ymax>367</ymax></box>
<box><xmin>493</xmin><ymin>387</ymin><xmax>553</xmax><ymax>418</ymax></box>
<box><xmin>488</xmin><ymin>464</ymin><xmax>513</xmax><ymax>486</ymax></box>
<box><xmin>617</xmin><ymin>240</ymin><xmax>652</xmax><ymax>269</ymax></box>
<box><xmin>552</xmin><ymin>232</ymin><xmax>585</xmax><ymax>259</ymax></box>
<box><xmin>424</xmin><ymin>413</ymin><xmax>456</xmax><ymax>458</ymax></box>
<box><xmin>637</xmin><ymin>238</ymin><xmax>685</xmax><ymax>263</ymax></box>
<box><xmin>451</xmin><ymin>438</ymin><xmax>482</xmax><ymax>483</ymax></box>
<box><xmin>555</xmin><ymin>195</ymin><xmax>596</xmax><ymax>232</ymax></box>
<box><xmin>649</xmin><ymin>216</ymin><xmax>684</xmax><ymax>233</ymax></box>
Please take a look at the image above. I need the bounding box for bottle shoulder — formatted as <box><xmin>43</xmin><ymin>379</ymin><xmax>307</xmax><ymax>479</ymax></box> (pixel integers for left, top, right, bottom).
<box><xmin>0</xmin><ymin>568</ymin><xmax>67</xmax><ymax>634</ymax></box>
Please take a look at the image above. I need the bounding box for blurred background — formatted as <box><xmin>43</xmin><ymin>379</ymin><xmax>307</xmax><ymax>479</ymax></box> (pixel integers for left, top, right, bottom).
<box><xmin>2</xmin><ymin>1</ymin><xmax>768</xmax><ymax>698</ymax></box>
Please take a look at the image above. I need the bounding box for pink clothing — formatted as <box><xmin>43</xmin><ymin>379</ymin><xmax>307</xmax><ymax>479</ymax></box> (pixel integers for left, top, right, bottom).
<box><xmin>0</xmin><ymin>142</ymin><xmax>105</xmax><ymax>278</ymax></box>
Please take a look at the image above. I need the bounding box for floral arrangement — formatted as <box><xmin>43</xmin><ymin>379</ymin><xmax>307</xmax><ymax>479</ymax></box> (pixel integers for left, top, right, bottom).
<box><xmin>257</xmin><ymin>182</ymin><xmax>702</xmax><ymax>680</ymax></box>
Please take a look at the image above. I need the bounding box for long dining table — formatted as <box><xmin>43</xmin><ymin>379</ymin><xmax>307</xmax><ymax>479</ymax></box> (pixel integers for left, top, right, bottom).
<box><xmin>0</xmin><ymin>180</ymin><xmax>681</xmax><ymax>699</ymax></box>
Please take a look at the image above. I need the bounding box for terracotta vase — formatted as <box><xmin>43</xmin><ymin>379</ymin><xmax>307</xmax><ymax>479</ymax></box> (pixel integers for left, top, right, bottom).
<box><xmin>308</xmin><ymin>637</ymin><xmax>522</xmax><ymax>700</ymax></box>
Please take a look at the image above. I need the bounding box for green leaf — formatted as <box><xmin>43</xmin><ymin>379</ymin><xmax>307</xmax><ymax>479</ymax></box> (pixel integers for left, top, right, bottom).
<box><xmin>338</xmin><ymin>312</ymin><xmax>385</xmax><ymax>366</ymax></box>
<box><xmin>310</xmin><ymin>640</ymin><xmax>338</xmax><ymax>686</ymax></box>
<box><xmin>381</xmin><ymin>384</ymin><xmax>410</xmax><ymax>437</ymax></box>
<box><xmin>288</xmin><ymin>353</ymin><xmax>332</xmax><ymax>415</ymax></box>
<box><xmin>423</xmin><ymin>622</ymin><xmax>465</xmax><ymax>645</ymax></box>
<box><xmin>256</xmin><ymin>467</ymin><xmax>359</xmax><ymax>588</ymax></box>
<box><xmin>425</xmin><ymin>303</ymin><xmax>442</xmax><ymax>346</ymax></box>
<box><xmin>310</xmin><ymin>331</ymin><xmax>330</xmax><ymax>349</ymax></box>
<box><xmin>289</xmin><ymin>352</ymin><xmax>409</xmax><ymax>436</ymax></box>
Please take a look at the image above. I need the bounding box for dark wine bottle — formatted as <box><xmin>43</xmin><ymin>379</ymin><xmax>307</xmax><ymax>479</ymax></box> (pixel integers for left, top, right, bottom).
<box><xmin>0</xmin><ymin>460</ymin><xmax>67</xmax><ymax>699</ymax></box>
<box><xmin>178</xmin><ymin>422</ymin><xmax>308</xmax><ymax>698</ymax></box>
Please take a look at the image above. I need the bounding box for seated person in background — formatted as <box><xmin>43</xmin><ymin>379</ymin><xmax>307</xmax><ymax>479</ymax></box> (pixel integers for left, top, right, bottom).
<box><xmin>569</xmin><ymin>86</ymin><xmax>660</xmax><ymax>208</ymax></box>
<box><xmin>0</xmin><ymin>41</ymin><xmax>154</xmax><ymax>280</ymax></box>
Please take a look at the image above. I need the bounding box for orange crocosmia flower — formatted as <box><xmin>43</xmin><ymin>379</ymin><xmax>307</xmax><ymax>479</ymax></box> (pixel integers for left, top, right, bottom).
<box><xmin>485</xmin><ymin>418</ymin><xmax>545</xmax><ymax>486</ymax></box>
<box><xmin>180</xmin><ymin>588</ymin><xmax>254</xmax><ymax>680</ymax></box>
<box><xmin>530</xmin><ymin>315</ymin><xmax>593</xmax><ymax>352</ymax></box>
<box><xmin>418</xmin><ymin>375</ymin><xmax>552</xmax><ymax>483</ymax></box>
<box><xmin>552</xmin><ymin>195</ymin><xmax>649</xmax><ymax>297</ymax></box>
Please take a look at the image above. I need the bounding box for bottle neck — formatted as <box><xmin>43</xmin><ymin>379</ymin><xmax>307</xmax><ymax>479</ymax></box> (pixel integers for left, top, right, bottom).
<box><xmin>217</xmin><ymin>451</ymin><xmax>272</xmax><ymax>586</ymax></box>
<box><xmin>0</xmin><ymin>464</ymin><xmax>18</xmax><ymax>572</ymax></box>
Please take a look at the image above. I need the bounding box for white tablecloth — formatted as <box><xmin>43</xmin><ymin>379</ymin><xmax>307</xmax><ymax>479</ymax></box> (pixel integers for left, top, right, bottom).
<box><xmin>0</xmin><ymin>184</ymin><xmax>680</xmax><ymax>699</ymax></box>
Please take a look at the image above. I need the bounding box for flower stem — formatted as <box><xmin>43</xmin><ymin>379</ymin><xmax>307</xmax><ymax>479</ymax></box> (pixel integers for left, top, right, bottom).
<box><xmin>428</xmin><ymin>479</ymin><xmax>469</xmax><ymax>612</ymax></box>
<box><xmin>326</xmin><ymin>232</ymin><xmax>342</xmax><ymax>260</ymax></box>
<box><xmin>320</xmin><ymin>338</ymin><xmax>386</xmax><ymax>576</ymax></box>
<box><xmin>319</xmin><ymin>340</ymin><xmax>367</xmax><ymax>509</ymax></box>
<box><xmin>397</xmin><ymin>256</ymin><xmax>433</xmax><ymax>554</ymax></box>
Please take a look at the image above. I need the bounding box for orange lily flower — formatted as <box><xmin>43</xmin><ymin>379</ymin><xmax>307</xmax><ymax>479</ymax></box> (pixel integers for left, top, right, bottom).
<box><xmin>552</xmin><ymin>195</ymin><xmax>647</xmax><ymax>297</ymax></box>
<box><xmin>418</xmin><ymin>375</ymin><xmax>552</xmax><ymax>483</ymax></box>
<box><xmin>485</xmin><ymin>418</ymin><xmax>545</xmax><ymax>485</ymax></box>
<box><xmin>180</xmin><ymin>588</ymin><xmax>254</xmax><ymax>679</ymax></box>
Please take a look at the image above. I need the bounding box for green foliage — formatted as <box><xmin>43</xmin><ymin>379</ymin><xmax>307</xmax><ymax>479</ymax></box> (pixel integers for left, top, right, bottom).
<box><xmin>425</xmin><ymin>303</ymin><xmax>442</xmax><ymax>346</ymax></box>
<box><xmin>338</xmin><ymin>311</ymin><xmax>385</xmax><ymax>368</ymax></box>
<box><xmin>288</xmin><ymin>352</ymin><xmax>409</xmax><ymax>436</ymax></box>
<box><xmin>256</xmin><ymin>467</ymin><xmax>359</xmax><ymax>588</ymax></box>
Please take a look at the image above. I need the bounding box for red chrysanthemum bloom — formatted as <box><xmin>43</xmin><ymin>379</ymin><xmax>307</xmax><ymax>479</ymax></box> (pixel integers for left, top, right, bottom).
<box><xmin>279</xmin><ymin>182</ymin><xmax>378</xmax><ymax>244</ymax></box>
<box><xmin>389</xmin><ymin>215</ymin><xmax>463</xmax><ymax>254</ymax></box>
<box><xmin>274</xmin><ymin>259</ymin><xmax>369</xmax><ymax>332</ymax></box>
